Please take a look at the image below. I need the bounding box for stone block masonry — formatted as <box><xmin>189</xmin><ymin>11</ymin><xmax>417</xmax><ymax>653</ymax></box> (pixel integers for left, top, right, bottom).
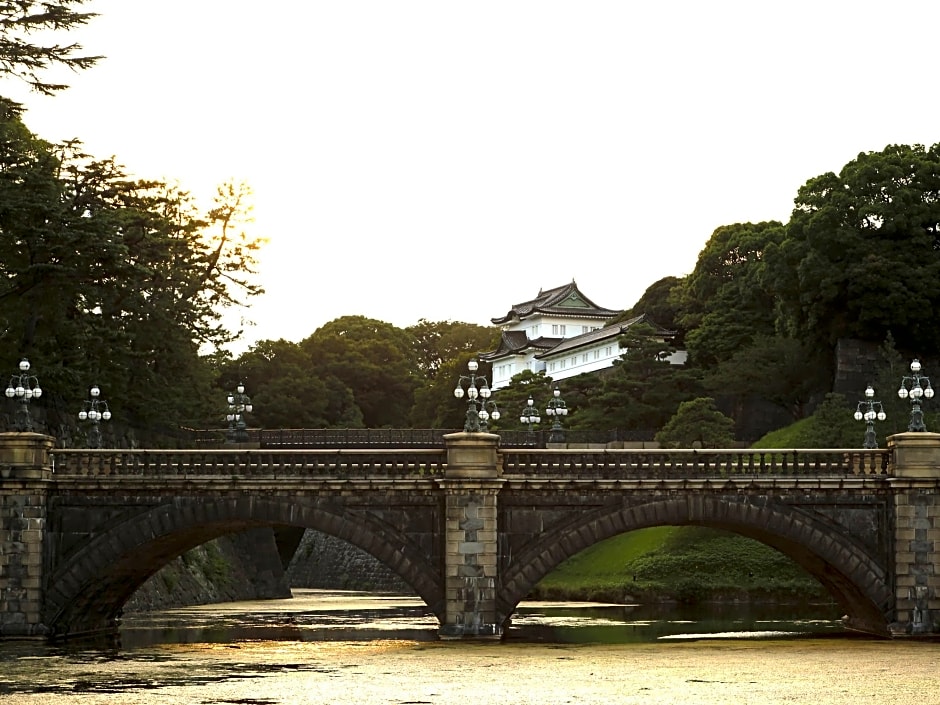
<box><xmin>439</xmin><ymin>432</ymin><xmax>503</xmax><ymax>638</ymax></box>
<box><xmin>0</xmin><ymin>433</ymin><xmax>54</xmax><ymax>637</ymax></box>
<box><xmin>4</xmin><ymin>430</ymin><xmax>940</xmax><ymax>640</ymax></box>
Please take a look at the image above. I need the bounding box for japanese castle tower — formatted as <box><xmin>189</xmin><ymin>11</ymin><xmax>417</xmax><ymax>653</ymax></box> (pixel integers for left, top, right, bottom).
<box><xmin>479</xmin><ymin>280</ymin><xmax>675</xmax><ymax>390</ymax></box>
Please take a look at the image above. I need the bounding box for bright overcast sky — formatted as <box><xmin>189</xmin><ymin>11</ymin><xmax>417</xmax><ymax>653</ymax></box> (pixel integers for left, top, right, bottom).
<box><xmin>3</xmin><ymin>1</ymin><xmax>939</xmax><ymax>352</ymax></box>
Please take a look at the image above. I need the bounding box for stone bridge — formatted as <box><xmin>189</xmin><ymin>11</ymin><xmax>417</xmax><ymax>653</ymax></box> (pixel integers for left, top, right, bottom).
<box><xmin>2</xmin><ymin>431</ymin><xmax>940</xmax><ymax>640</ymax></box>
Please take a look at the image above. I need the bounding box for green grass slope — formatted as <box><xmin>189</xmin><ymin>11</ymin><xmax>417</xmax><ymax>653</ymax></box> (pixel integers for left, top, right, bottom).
<box><xmin>530</xmin><ymin>526</ymin><xmax>827</xmax><ymax>604</ymax></box>
<box><xmin>530</xmin><ymin>418</ymin><xmax>841</xmax><ymax>605</ymax></box>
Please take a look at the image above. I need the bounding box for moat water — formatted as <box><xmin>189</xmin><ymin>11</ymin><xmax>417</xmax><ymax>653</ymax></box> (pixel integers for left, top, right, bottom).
<box><xmin>2</xmin><ymin>590</ymin><xmax>938</xmax><ymax>704</ymax></box>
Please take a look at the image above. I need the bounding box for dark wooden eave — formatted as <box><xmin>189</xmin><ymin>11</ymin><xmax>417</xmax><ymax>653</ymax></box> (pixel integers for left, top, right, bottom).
<box><xmin>478</xmin><ymin>331</ymin><xmax>563</xmax><ymax>362</ymax></box>
<box><xmin>535</xmin><ymin>314</ymin><xmax>676</xmax><ymax>359</ymax></box>
<box><xmin>490</xmin><ymin>280</ymin><xmax>622</xmax><ymax>326</ymax></box>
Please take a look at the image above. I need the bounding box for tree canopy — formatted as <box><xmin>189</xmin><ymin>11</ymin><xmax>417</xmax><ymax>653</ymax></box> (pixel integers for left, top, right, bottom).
<box><xmin>567</xmin><ymin>323</ymin><xmax>702</xmax><ymax>433</ymax></box>
<box><xmin>611</xmin><ymin>276</ymin><xmax>684</xmax><ymax>337</ymax></box>
<box><xmin>406</xmin><ymin>319</ymin><xmax>497</xmax><ymax>381</ymax></box>
<box><xmin>655</xmin><ymin>397</ymin><xmax>735</xmax><ymax>448</ymax></box>
<box><xmin>766</xmin><ymin>143</ymin><xmax>940</xmax><ymax>354</ymax></box>
<box><xmin>0</xmin><ymin>1</ymin><xmax>101</xmax><ymax>95</ymax></box>
<box><xmin>676</xmin><ymin>221</ymin><xmax>783</xmax><ymax>369</ymax></box>
<box><xmin>0</xmin><ymin>100</ymin><xmax>264</xmax><ymax>434</ymax></box>
<box><xmin>300</xmin><ymin>316</ymin><xmax>419</xmax><ymax>428</ymax></box>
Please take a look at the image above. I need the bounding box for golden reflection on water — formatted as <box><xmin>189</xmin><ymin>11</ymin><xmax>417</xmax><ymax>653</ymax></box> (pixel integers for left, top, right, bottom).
<box><xmin>4</xmin><ymin>638</ymin><xmax>940</xmax><ymax>705</ymax></box>
<box><xmin>2</xmin><ymin>593</ymin><xmax>940</xmax><ymax>704</ymax></box>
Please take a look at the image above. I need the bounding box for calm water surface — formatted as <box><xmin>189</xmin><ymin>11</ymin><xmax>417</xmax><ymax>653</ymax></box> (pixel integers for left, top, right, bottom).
<box><xmin>2</xmin><ymin>590</ymin><xmax>938</xmax><ymax>704</ymax></box>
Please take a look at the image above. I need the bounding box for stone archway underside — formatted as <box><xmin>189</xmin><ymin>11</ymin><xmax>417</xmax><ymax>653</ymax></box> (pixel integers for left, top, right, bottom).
<box><xmin>45</xmin><ymin>497</ymin><xmax>443</xmax><ymax>638</ymax></box>
<box><xmin>498</xmin><ymin>495</ymin><xmax>893</xmax><ymax>636</ymax></box>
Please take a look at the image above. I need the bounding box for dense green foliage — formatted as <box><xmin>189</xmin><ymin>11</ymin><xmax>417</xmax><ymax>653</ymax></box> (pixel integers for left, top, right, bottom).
<box><xmin>767</xmin><ymin>144</ymin><xmax>940</xmax><ymax>354</ymax></box>
<box><xmin>489</xmin><ymin>370</ymin><xmax>562</xmax><ymax>431</ymax></box>
<box><xmin>655</xmin><ymin>397</ymin><xmax>735</xmax><ymax>448</ymax></box>
<box><xmin>565</xmin><ymin>322</ymin><xmax>702</xmax><ymax>433</ymax></box>
<box><xmin>0</xmin><ymin>99</ymin><xmax>263</xmax><ymax>434</ymax></box>
<box><xmin>675</xmin><ymin>221</ymin><xmax>783</xmax><ymax>368</ymax></box>
<box><xmin>609</xmin><ymin>275</ymin><xmax>683</xmax><ymax>338</ymax></box>
<box><xmin>408</xmin><ymin>323</ymin><xmax>498</xmax><ymax>428</ymax></box>
<box><xmin>704</xmin><ymin>335</ymin><xmax>829</xmax><ymax>422</ymax></box>
<box><xmin>532</xmin><ymin>527</ymin><xmax>826</xmax><ymax>604</ymax></box>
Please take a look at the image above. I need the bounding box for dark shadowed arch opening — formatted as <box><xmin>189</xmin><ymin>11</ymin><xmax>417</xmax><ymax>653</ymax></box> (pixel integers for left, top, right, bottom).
<box><xmin>498</xmin><ymin>496</ymin><xmax>893</xmax><ymax>636</ymax></box>
<box><xmin>44</xmin><ymin>497</ymin><xmax>443</xmax><ymax>639</ymax></box>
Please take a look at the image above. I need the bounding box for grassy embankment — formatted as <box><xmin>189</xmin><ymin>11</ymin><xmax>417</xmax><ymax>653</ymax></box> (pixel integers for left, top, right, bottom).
<box><xmin>529</xmin><ymin>424</ymin><xmax>830</xmax><ymax>604</ymax></box>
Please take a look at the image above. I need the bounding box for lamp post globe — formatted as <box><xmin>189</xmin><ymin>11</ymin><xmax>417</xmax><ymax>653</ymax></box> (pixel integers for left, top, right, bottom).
<box><xmin>545</xmin><ymin>384</ymin><xmax>568</xmax><ymax>444</ymax></box>
<box><xmin>226</xmin><ymin>382</ymin><xmax>253</xmax><ymax>443</ymax></box>
<box><xmin>453</xmin><ymin>359</ymin><xmax>500</xmax><ymax>433</ymax></box>
<box><xmin>519</xmin><ymin>395</ymin><xmax>541</xmax><ymax>446</ymax></box>
<box><xmin>897</xmin><ymin>359</ymin><xmax>934</xmax><ymax>432</ymax></box>
<box><xmin>5</xmin><ymin>358</ymin><xmax>42</xmax><ymax>432</ymax></box>
<box><xmin>78</xmin><ymin>384</ymin><xmax>113</xmax><ymax>448</ymax></box>
<box><xmin>855</xmin><ymin>385</ymin><xmax>885</xmax><ymax>449</ymax></box>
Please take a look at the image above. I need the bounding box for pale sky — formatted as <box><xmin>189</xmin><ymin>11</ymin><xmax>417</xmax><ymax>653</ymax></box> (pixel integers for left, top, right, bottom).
<box><xmin>3</xmin><ymin>1</ymin><xmax>939</xmax><ymax>353</ymax></box>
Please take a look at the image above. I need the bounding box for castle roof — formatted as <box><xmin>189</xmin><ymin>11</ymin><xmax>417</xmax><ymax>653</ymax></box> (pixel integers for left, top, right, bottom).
<box><xmin>536</xmin><ymin>314</ymin><xmax>675</xmax><ymax>358</ymax></box>
<box><xmin>478</xmin><ymin>331</ymin><xmax>562</xmax><ymax>362</ymax></box>
<box><xmin>490</xmin><ymin>280</ymin><xmax>622</xmax><ymax>326</ymax></box>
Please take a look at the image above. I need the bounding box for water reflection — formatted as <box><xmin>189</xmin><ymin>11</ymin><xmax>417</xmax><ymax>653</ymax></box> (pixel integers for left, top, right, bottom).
<box><xmin>508</xmin><ymin>600</ymin><xmax>845</xmax><ymax>643</ymax></box>
<box><xmin>120</xmin><ymin>591</ymin><xmax>439</xmax><ymax>648</ymax></box>
<box><xmin>0</xmin><ymin>593</ymin><xmax>888</xmax><ymax>704</ymax></box>
<box><xmin>115</xmin><ymin>589</ymin><xmax>844</xmax><ymax>648</ymax></box>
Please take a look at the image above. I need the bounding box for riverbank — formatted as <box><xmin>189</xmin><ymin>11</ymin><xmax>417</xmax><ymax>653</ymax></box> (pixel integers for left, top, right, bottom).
<box><xmin>531</xmin><ymin>525</ymin><xmax>828</xmax><ymax>604</ymax></box>
<box><xmin>125</xmin><ymin>525</ymin><xmax>827</xmax><ymax>614</ymax></box>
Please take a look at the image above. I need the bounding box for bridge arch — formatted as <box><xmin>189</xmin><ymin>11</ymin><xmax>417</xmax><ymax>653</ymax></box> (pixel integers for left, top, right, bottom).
<box><xmin>498</xmin><ymin>495</ymin><xmax>894</xmax><ymax>636</ymax></box>
<box><xmin>44</xmin><ymin>497</ymin><xmax>443</xmax><ymax>638</ymax></box>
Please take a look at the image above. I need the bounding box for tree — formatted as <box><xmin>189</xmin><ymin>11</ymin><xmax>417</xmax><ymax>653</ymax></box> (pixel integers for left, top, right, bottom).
<box><xmin>766</xmin><ymin>143</ymin><xmax>940</xmax><ymax>354</ymax></box>
<box><xmin>797</xmin><ymin>393</ymin><xmax>868</xmax><ymax>449</ymax></box>
<box><xmin>0</xmin><ymin>1</ymin><xmax>101</xmax><ymax>95</ymax></box>
<box><xmin>301</xmin><ymin>316</ymin><xmax>419</xmax><ymax>428</ymax></box>
<box><xmin>491</xmin><ymin>369</ymin><xmax>557</xmax><ymax>431</ymax></box>
<box><xmin>675</xmin><ymin>221</ymin><xmax>784</xmax><ymax>368</ymax></box>
<box><xmin>406</xmin><ymin>319</ymin><xmax>498</xmax><ymax>381</ymax></box>
<box><xmin>704</xmin><ymin>335</ymin><xmax>828</xmax><ymax>421</ymax></box>
<box><xmin>410</xmin><ymin>352</ymin><xmax>478</xmax><ymax>429</ymax></box>
<box><xmin>219</xmin><ymin>339</ymin><xmax>362</xmax><ymax>430</ymax></box>
<box><xmin>0</xmin><ymin>104</ymin><xmax>265</xmax><ymax>434</ymax></box>
<box><xmin>568</xmin><ymin>323</ymin><xmax>702</xmax><ymax>433</ymax></box>
<box><xmin>655</xmin><ymin>397</ymin><xmax>735</xmax><ymax>448</ymax></box>
<box><xmin>610</xmin><ymin>276</ymin><xmax>685</xmax><ymax>338</ymax></box>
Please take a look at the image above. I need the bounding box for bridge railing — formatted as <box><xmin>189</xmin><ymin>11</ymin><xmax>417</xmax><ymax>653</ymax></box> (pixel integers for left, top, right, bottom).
<box><xmin>183</xmin><ymin>427</ymin><xmax>661</xmax><ymax>448</ymax></box>
<box><xmin>49</xmin><ymin>448</ymin><xmax>449</xmax><ymax>478</ymax></box>
<box><xmin>257</xmin><ymin>428</ymin><xmax>460</xmax><ymax>448</ymax></box>
<box><xmin>499</xmin><ymin>448</ymin><xmax>892</xmax><ymax>478</ymax></box>
<box><xmin>48</xmin><ymin>447</ymin><xmax>892</xmax><ymax>479</ymax></box>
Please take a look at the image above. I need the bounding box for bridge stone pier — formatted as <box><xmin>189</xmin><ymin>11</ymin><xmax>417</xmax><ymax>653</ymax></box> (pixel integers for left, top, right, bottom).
<box><xmin>4</xmin><ymin>430</ymin><xmax>940</xmax><ymax>640</ymax></box>
<box><xmin>0</xmin><ymin>433</ymin><xmax>53</xmax><ymax>637</ymax></box>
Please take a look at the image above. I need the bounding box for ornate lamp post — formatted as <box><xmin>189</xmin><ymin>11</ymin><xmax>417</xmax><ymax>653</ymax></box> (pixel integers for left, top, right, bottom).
<box><xmin>4</xmin><ymin>359</ymin><xmax>42</xmax><ymax>432</ymax></box>
<box><xmin>519</xmin><ymin>395</ymin><xmax>541</xmax><ymax>445</ymax></box>
<box><xmin>226</xmin><ymin>382</ymin><xmax>253</xmax><ymax>443</ymax></box>
<box><xmin>78</xmin><ymin>385</ymin><xmax>112</xmax><ymax>448</ymax></box>
<box><xmin>854</xmin><ymin>385</ymin><xmax>886</xmax><ymax>449</ymax></box>
<box><xmin>897</xmin><ymin>359</ymin><xmax>934</xmax><ymax>432</ymax></box>
<box><xmin>545</xmin><ymin>384</ymin><xmax>568</xmax><ymax>444</ymax></box>
<box><xmin>453</xmin><ymin>359</ymin><xmax>500</xmax><ymax>432</ymax></box>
